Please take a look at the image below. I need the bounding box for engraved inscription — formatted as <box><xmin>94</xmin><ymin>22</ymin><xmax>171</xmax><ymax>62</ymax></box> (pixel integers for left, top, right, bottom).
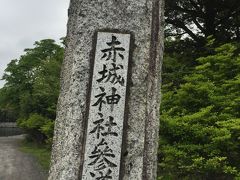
<box><xmin>82</xmin><ymin>32</ymin><xmax>131</xmax><ymax>180</ymax></box>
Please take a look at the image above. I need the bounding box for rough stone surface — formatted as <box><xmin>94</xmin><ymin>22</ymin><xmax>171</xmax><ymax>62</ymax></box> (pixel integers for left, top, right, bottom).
<box><xmin>48</xmin><ymin>0</ymin><xmax>164</xmax><ymax>180</ymax></box>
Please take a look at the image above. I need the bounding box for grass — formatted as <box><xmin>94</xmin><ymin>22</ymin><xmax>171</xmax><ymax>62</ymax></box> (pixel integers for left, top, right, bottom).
<box><xmin>19</xmin><ymin>140</ymin><xmax>51</xmax><ymax>170</ymax></box>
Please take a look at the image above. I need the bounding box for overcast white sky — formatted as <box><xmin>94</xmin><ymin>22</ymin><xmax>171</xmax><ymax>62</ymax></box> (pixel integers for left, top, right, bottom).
<box><xmin>0</xmin><ymin>0</ymin><xmax>70</xmax><ymax>87</ymax></box>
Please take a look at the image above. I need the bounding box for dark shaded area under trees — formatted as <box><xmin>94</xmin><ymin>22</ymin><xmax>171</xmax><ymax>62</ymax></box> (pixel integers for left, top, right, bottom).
<box><xmin>165</xmin><ymin>0</ymin><xmax>240</xmax><ymax>45</ymax></box>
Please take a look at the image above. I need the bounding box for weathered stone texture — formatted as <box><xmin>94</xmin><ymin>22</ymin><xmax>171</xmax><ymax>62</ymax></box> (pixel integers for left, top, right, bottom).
<box><xmin>48</xmin><ymin>0</ymin><xmax>164</xmax><ymax>179</ymax></box>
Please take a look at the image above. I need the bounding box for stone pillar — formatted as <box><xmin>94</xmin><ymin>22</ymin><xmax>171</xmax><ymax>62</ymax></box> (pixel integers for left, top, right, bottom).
<box><xmin>48</xmin><ymin>0</ymin><xmax>164</xmax><ymax>180</ymax></box>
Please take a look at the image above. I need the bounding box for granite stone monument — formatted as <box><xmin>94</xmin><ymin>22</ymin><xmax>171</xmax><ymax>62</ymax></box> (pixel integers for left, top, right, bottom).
<box><xmin>49</xmin><ymin>0</ymin><xmax>164</xmax><ymax>179</ymax></box>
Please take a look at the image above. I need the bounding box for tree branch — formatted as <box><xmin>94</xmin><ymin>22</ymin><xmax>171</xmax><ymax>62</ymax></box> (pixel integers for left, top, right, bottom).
<box><xmin>192</xmin><ymin>18</ymin><xmax>205</xmax><ymax>33</ymax></box>
<box><xmin>166</xmin><ymin>18</ymin><xmax>203</xmax><ymax>44</ymax></box>
<box><xmin>173</xmin><ymin>5</ymin><xmax>205</xmax><ymax>19</ymax></box>
<box><xmin>215</xmin><ymin>8</ymin><xmax>240</xmax><ymax>27</ymax></box>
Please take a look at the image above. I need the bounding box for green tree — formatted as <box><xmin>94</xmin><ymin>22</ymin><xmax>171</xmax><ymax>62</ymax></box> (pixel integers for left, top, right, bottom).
<box><xmin>159</xmin><ymin>43</ymin><xmax>240</xmax><ymax>179</ymax></box>
<box><xmin>0</xmin><ymin>39</ymin><xmax>64</xmax><ymax>143</ymax></box>
<box><xmin>165</xmin><ymin>0</ymin><xmax>240</xmax><ymax>45</ymax></box>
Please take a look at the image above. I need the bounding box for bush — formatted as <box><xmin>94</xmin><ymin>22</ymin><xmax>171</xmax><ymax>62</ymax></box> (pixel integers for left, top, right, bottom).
<box><xmin>17</xmin><ymin>113</ymin><xmax>54</xmax><ymax>144</ymax></box>
<box><xmin>159</xmin><ymin>43</ymin><xmax>240</xmax><ymax>179</ymax></box>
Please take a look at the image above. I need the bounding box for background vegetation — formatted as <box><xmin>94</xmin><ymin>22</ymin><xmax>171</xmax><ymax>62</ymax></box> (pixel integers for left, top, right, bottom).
<box><xmin>0</xmin><ymin>0</ymin><xmax>239</xmax><ymax>179</ymax></box>
<box><xmin>158</xmin><ymin>1</ymin><xmax>240</xmax><ymax>179</ymax></box>
<box><xmin>0</xmin><ymin>39</ymin><xmax>64</xmax><ymax>145</ymax></box>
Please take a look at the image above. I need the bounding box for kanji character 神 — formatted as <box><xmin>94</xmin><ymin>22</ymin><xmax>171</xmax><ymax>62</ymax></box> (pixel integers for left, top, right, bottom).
<box><xmin>92</xmin><ymin>87</ymin><xmax>121</xmax><ymax>111</ymax></box>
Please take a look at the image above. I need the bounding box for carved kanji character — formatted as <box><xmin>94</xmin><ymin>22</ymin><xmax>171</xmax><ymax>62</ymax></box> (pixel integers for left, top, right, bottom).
<box><xmin>97</xmin><ymin>63</ymin><xmax>125</xmax><ymax>86</ymax></box>
<box><xmin>92</xmin><ymin>87</ymin><xmax>106</xmax><ymax>111</ymax></box>
<box><xmin>90</xmin><ymin>169</ymin><xmax>113</xmax><ymax>180</ymax></box>
<box><xmin>101</xmin><ymin>35</ymin><xmax>125</xmax><ymax>62</ymax></box>
<box><xmin>90</xmin><ymin>113</ymin><xmax>105</xmax><ymax>139</ymax></box>
<box><xmin>88</xmin><ymin>139</ymin><xmax>117</xmax><ymax>169</ymax></box>
<box><xmin>92</xmin><ymin>87</ymin><xmax>121</xmax><ymax>111</ymax></box>
<box><xmin>102</xmin><ymin>116</ymin><xmax>118</xmax><ymax>137</ymax></box>
<box><xmin>106</xmin><ymin>87</ymin><xmax>121</xmax><ymax>105</ymax></box>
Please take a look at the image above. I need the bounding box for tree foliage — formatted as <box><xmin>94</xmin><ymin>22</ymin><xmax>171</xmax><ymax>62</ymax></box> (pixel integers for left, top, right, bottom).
<box><xmin>165</xmin><ymin>0</ymin><xmax>240</xmax><ymax>45</ymax></box>
<box><xmin>160</xmin><ymin>1</ymin><xmax>240</xmax><ymax>178</ymax></box>
<box><xmin>0</xmin><ymin>39</ymin><xmax>64</xmax><ymax>143</ymax></box>
<box><xmin>159</xmin><ymin>43</ymin><xmax>240</xmax><ymax>179</ymax></box>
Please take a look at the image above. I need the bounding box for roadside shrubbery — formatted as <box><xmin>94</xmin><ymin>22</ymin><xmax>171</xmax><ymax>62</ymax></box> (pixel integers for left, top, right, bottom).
<box><xmin>17</xmin><ymin>114</ymin><xmax>54</xmax><ymax>144</ymax></box>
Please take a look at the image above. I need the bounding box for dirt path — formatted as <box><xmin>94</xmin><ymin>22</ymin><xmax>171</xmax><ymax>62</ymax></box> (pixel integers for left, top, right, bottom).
<box><xmin>0</xmin><ymin>135</ymin><xmax>48</xmax><ymax>180</ymax></box>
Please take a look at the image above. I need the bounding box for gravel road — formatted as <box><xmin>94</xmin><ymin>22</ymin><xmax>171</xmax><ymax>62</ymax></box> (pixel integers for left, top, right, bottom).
<box><xmin>0</xmin><ymin>135</ymin><xmax>48</xmax><ymax>180</ymax></box>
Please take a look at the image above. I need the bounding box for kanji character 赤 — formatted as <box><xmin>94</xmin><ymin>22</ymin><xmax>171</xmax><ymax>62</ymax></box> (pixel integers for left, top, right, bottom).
<box><xmin>101</xmin><ymin>35</ymin><xmax>125</xmax><ymax>62</ymax></box>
